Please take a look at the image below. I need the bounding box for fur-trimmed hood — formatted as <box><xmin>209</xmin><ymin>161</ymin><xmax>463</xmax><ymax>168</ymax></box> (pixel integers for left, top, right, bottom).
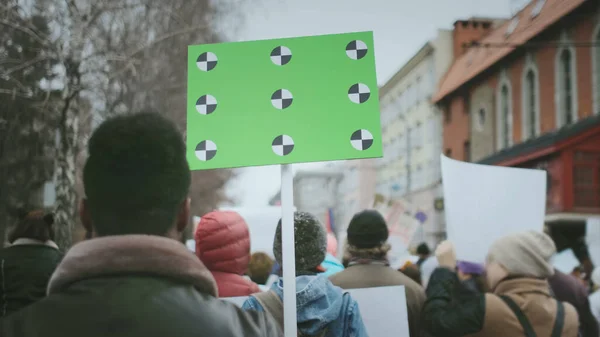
<box><xmin>47</xmin><ymin>235</ymin><xmax>218</xmax><ymax>297</ymax></box>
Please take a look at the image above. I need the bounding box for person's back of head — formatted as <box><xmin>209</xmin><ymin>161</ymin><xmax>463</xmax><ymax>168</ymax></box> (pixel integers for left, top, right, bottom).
<box><xmin>416</xmin><ymin>243</ymin><xmax>431</xmax><ymax>257</ymax></box>
<box><xmin>248</xmin><ymin>252</ymin><xmax>274</xmax><ymax>285</ymax></box>
<box><xmin>486</xmin><ymin>230</ymin><xmax>556</xmax><ymax>289</ymax></box>
<box><xmin>273</xmin><ymin>212</ymin><xmax>327</xmax><ymax>275</ymax></box>
<box><xmin>345</xmin><ymin>210</ymin><xmax>390</xmax><ymax>260</ymax></box>
<box><xmin>8</xmin><ymin>209</ymin><xmax>55</xmax><ymax>244</ymax></box>
<box><xmin>81</xmin><ymin>112</ymin><xmax>191</xmax><ymax>238</ymax></box>
<box><xmin>195</xmin><ymin>210</ymin><xmax>251</xmax><ymax>275</ymax></box>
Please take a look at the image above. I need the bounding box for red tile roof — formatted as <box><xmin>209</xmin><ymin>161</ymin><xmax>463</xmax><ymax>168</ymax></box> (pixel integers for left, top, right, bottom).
<box><xmin>433</xmin><ymin>0</ymin><xmax>588</xmax><ymax>103</ymax></box>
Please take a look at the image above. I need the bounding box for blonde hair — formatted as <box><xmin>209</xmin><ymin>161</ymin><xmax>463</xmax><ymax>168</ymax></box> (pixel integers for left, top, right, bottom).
<box><xmin>247</xmin><ymin>252</ymin><xmax>274</xmax><ymax>285</ymax></box>
<box><xmin>344</xmin><ymin>243</ymin><xmax>391</xmax><ymax>261</ymax></box>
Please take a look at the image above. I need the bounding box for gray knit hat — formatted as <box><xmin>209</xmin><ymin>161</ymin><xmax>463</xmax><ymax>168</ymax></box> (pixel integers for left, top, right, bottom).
<box><xmin>273</xmin><ymin>212</ymin><xmax>327</xmax><ymax>272</ymax></box>
<box><xmin>487</xmin><ymin>230</ymin><xmax>556</xmax><ymax>278</ymax></box>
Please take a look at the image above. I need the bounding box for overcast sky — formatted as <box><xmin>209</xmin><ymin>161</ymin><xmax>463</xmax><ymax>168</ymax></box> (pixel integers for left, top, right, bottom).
<box><xmin>223</xmin><ymin>0</ymin><xmax>518</xmax><ymax>207</ymax></box>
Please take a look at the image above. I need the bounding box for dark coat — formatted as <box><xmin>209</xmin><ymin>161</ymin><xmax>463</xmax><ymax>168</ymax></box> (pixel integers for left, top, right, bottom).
<box><xmin>423</xmin><ymin>267</ymin><xmax>578</xmax><ymax>337</ymax></box>
<box><xmin>548</xmin><ymin>269</ymin><xmax>599</xmax><ymax>337</ymax></box>
<box><xmin>0</xmin><ymin>235</ymin><xmax>280</xmax><ymax>337</ymax></box>
<box><xmin>0</xmin><ymin>240</ymin><xmax>62</xmax><ymax>317</ymax></box>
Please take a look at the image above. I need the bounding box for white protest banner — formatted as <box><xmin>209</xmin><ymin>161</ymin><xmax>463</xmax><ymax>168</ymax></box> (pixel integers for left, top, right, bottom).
<box><xmin>223</xmin><ymin>286</ymin><xmax>409</xmax><ymax>337</ymax></box>
<box><xmin>586</xmin><ymin>217</ymin><xmax>600</xmax><ymax>266</ymax></box>
<box><xmin>441</xmin><ymin>155</ymin><xmax>547</xmax><ymax>264</ymax></box>
<box><xmin>551</xmin><ymin>249</ymin><xmax>580</xmax><ymax>274</ymax></box>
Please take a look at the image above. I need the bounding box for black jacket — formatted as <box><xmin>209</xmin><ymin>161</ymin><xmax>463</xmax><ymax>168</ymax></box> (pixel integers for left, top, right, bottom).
<box><xmin>0</xmin><ymin>235</ymin><xmax>280</xmax><ymax>337</ymax></box>
<box><xmin>0</xmin><ymin>240</ymin><xmax>63</xmax><ymax>317</ymax></box>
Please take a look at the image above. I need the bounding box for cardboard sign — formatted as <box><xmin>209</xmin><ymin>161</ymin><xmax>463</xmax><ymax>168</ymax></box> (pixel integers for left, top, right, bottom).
<box><xmin>187</xmin><ymin>32</ymin><xmax>382</xmax><ymax>170</ymax></box>
<box><xmin>223</xmin><ymin>286</ymin><xmax>409</xmax><ymax>337</ymax></box>
<box><xmin>441</xmin><ymin>155</ymin><xmax>546</xmax><ymax>264</ymax></box>
<box><xmin>551</xmin><ymin>249</ymin><xmax>580</xmax><ymax>274</ymax></box>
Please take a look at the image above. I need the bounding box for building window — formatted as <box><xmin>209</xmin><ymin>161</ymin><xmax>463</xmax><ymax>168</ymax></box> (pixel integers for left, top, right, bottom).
<box><xmin>415</xmin><ymin>76</ymin><xmax>422</xmax><ymax>104</ymax></box>
<box><xmin>555</xmin><ymin>34</ymin><xmax>577</xmax><ymax>127</ymax></box>
<box><xmin>593</xmin><ymin>24</ymin><xmax>600</xmax><ymax>114</ymax></box>
<box><xmin>476</xmin><ymin>107</ymin><xmax>486</xmax><ymax>131</ymax></box>
<box><xmin>463</xmin><ymin>140</ymin><xmax>470</xmax><ymax>162</ymax></box>
<box><xmin>522</xmin><ymin>68</ymin><xmax>539</xmax><ymax>140</ymax></box>
<box><xmin>497</xmin><ymin>82</ymin><xmax>512</xmax><ymax>150</ymax></box>
<box><xmin>561</xmin><ymin>50</ymin><xmax>574</xmax><ymax>125</ymax></box>
<box><xmin>573</xmin><ymin>151</ymin><xmax>600</xmax><ymax>208</ymax></box>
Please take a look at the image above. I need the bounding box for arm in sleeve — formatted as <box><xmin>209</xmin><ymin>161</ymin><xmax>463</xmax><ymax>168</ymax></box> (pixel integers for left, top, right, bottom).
<box><xmin>241</xmin><ymin>297</ymin><xmax>264</xmax><ymax>312</ymax></box>
<box><xmin>579</xmin><ymin>292</ymin><xmax>599</xmax><ymax>337</ymax></box>
<box><xmin>347</xmin><ymin>298</ymin><xmax>368</xmax><ymax>337</ymax></box>
<box><xmin>422</xmin><ymin>267</ymin><xmax>486</xmax><ymax>337</ymax></box>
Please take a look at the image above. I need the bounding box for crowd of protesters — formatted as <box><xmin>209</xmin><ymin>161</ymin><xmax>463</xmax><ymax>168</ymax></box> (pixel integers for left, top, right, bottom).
<box><xmin>0</xmin><ymin>112</ymin><xmax>599</xmax><ymax>337</ymax></box>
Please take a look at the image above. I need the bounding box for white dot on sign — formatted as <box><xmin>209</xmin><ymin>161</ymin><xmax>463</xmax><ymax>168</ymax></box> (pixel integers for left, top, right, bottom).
<box><xmin>196</xmin><ymin>52</ymin><xmax>218</xmax><ymax>71</ymax></box>
<box><xmin>195</xmin><ymin>140</ymin><xmax>217</xmax><ymax>161</ymax></box>
<box><xmin>196</xmin><ymin>95</ymin><xmax>217</xmax><ymax>115</ymax></box>
<box><xmin>270</xmin><ymin>46</ymin><xmax>292</xmax><ymax>66</ymax></box>
<box><xmin>271</xmin><ymin>89</ymin><xmax>293</xmax><ymax>110</ymax></box>
<box><xmin>348</xmin><ymin>83</ymin><xmax>370</xmax><ymax>104</ymax></box>
<box><xmin>346</xmin><ymin>40</ymin><xmax>368</xmax><ymax>60</ymax></box>
<box><xmin>272</xmin><ymin>134</ymin><xmax>294</xmax><ymax>156</ymax></box>
<box><xmin>350</xmin><ymin>129</ymin><xmax>374</xmax><ymax>151</ymax></box>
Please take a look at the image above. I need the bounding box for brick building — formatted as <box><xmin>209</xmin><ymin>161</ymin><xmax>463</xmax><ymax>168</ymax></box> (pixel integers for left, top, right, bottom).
<box><xmin>434</xmin><ymin>0</ymin><xmax>600</xmax><ymax>250</ymax></box>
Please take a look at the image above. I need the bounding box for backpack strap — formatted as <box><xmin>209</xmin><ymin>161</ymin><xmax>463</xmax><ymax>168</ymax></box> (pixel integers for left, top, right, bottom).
<box><xmin>251</xmin><ymin>291</ymin><xmax>285</xmax><ymax>330</ymax></box>
<box><xmin>499</xmin><ymin>295</ymin><xmax>537</xmax><ymax>337</ymax></box>
<box><xmin>550</xmin><ymin>300</ymin><xmax>565</xmax><ymax>337</ymax></box>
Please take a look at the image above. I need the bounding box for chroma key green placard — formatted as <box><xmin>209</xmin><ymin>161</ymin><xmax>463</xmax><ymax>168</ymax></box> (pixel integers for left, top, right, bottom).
<box><xmin>187</xmin><ymin>31</ymin><xmax>383</xmax><ymax>170</ymax></box>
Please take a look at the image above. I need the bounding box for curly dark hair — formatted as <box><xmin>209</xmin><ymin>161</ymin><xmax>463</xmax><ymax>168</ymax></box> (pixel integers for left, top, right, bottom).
<box><xmin>83</xmin><ymin>112</ymin><xmax>191</xmax><ymax>236</ymax></box>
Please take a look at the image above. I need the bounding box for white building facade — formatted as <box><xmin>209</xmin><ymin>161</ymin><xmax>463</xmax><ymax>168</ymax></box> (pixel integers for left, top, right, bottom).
<box><xmin>377</xmin><ymin>30</ymin><xmax>454</xmax><ymax>248</ymax></box>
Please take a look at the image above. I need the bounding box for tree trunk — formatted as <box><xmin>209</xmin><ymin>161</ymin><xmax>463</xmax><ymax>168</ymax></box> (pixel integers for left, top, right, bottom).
<box><xmin>53</xmin><ymin>107</ymin><xmax>79</xmax><ymax>251</ymax></box>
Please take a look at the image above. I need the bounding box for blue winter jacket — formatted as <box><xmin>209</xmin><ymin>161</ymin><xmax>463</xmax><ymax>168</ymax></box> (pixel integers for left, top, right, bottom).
<box><xmin>241</xmin><ymin>274</ymin><xmax>368</xmax><ymax>337</ymax></box>
<box><xmin>320</xmin><ymin>253</ymin><xmax>345</xmax><ymax>277</ymax></box>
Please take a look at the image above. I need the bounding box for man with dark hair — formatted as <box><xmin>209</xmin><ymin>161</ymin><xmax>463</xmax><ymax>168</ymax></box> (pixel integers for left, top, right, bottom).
<box><xmin>0</xmin><ymin>113</ymin><xmax>279</xmax><ymax>337</ymax></box>
<box><xmin>416</xmin><ymin>242</ymin><xmax>431</xmax><ymax>267</ymax></box>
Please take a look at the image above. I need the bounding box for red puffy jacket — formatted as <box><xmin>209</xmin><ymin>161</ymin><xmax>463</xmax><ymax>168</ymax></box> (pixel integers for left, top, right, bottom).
<box><xmin>195</xmin><ymin>211</ymin><xmax>260</xmax><ymax>297</ymax></box>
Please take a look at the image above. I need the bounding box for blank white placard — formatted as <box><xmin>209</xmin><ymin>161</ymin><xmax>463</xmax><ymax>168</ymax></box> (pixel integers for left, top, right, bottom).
<box><xmin>441</xmin><ymin>155</ymin><xmax>547</xmax><ymax>264</ymax></box>
<box><xmin>223</xmin><ymin>285</ymin><xmax>409</xmax><ymax>337</ymax></box>
<box><xmin>586</xmin><ymin>218</ymin><xmax>600</xmax><ymax>266</ymax></box>
<box><xmin>551</xmin><ymin>249</ymin><xmax>580</xmax><ymax>274</ymax></box>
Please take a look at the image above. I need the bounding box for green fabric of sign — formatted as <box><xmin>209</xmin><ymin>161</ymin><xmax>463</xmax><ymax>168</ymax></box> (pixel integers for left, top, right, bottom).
<box><xmin>187</xmin><ymin>31</ymin><xmax>382</xmax><ymax>170</ymax></box>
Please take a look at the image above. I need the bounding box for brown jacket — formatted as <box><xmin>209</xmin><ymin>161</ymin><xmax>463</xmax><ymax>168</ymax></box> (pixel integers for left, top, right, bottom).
<box><xmin>472</xmin><ymin>278</ymin><xmax>579</xmax><ymax>337</ymax></box>
<box><xmin>329</xmin><ymin>263</ymin><xmax>426</xmax><ymax>337</ymax></box>
<box><xmin>423</xmin><ymin>268</ymin><xmax>579</xmax><ymax>337</ymax></box>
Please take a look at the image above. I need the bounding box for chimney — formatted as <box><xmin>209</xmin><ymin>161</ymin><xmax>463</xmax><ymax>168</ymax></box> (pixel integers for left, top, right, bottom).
<box><xmin>452</xmin><ymin>19</ymin><xmax>495</xmax><ymax>60</ymax></box>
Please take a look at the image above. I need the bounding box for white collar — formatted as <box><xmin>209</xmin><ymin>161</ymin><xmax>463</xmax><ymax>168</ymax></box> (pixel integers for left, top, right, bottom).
<box><xmin>11</xmin><ymin>238</ymin><xmax>59</xmax><ymax>249</ymax></box>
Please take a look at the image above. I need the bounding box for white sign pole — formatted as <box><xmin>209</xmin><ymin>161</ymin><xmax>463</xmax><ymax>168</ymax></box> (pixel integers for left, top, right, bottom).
<box><xmin>280</xmin><ymin>164</ymin><xmax>297</xmax><ymax>337</ymax></box>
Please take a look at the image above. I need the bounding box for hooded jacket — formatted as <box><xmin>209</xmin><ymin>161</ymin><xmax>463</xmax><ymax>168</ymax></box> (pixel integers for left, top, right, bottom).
<box><xmin>195</xmin><ymin>211</ymin><xmax>260</xmax><ymax>297</ymax></box>
<box><xmin>241</xmin><ymin>274</ymin><xmax>367</xmax><ymax>337</ymax></box>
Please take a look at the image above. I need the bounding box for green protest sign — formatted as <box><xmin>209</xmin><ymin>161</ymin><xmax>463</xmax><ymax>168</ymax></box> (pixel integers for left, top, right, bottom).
<box><xmin>187</xmin><ymin>31</ymin><xmax>382</xmax><ymax>170</ymax></box>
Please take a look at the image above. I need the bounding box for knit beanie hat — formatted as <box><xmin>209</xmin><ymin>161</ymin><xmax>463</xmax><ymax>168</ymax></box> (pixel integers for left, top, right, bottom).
<box><xmin>347</xmin><ymin>210</ymin><xmax>389</xmax><ymax>248</ymax></box>
<box><xmin>487</xmin><ymin>230</ymin><xmax>556</xmax><ymax>278</ymax></box>
<box><xmin>273</xmin><ymin>212</ymin><xmax>327</xmax><ymax>273</ymax></box>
